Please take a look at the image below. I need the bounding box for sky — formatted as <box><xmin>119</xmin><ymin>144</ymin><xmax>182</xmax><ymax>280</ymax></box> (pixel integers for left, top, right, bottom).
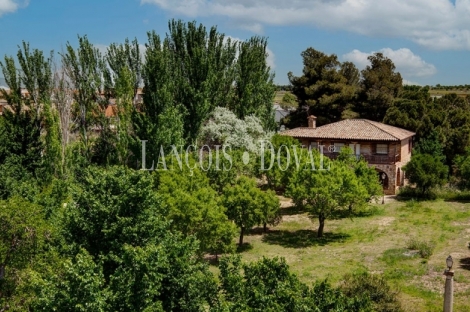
<box><xmin>0</xmin><ymin>0</ymin><xmax>469</xmax><ymax>87</ymax></box>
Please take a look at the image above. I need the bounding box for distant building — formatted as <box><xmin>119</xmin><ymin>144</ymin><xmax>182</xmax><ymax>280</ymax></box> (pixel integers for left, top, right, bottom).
<box><xmin>281</xmin><ymin>116</ymin><xmax>415</xmax><ymax>195</ymax></box>
<box><xmin>273</xmin><ymin>103</ymin><xmax>291</xmax><ymax>124</ymax></box>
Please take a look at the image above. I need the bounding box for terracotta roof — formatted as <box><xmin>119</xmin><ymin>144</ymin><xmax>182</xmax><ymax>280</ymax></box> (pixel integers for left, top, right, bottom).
<box><xmin>105</xmin><ymin>105</ymin><xmax>118</xmax><ymax>117</ymax></box>
<box><xmin>281</xmin><ymin>119</ymin><xmax>415</xmax><ymax>141</ymax></box>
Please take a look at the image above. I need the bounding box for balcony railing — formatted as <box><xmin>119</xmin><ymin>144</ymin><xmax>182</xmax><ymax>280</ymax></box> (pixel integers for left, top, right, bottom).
<box><xmin>322</xmin><ymin>153</ymin><xmax>400</xmax><ymax>164</ymax></box>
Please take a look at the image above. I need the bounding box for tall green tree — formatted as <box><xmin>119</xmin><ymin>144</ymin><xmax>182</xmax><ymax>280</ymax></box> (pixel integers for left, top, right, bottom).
<box><xmin>106</xmin><ymin>38</ymin><xmax>144</xmax><ymax>165</ymax></box>
<box><xmin>288</xmin><ymin>48</ymin><xmax>359</xmax><ymax>126</ymax></box>
<box><xmin>230</xmin><ymin>37</ymin><xmax>276</xmax><ymax>130</ymax></box>
<box><xmin>385</xmin><ymin>89</ymin><xmax>470</xmax><ymax>165</ymax></box>
<box><xmin>383</xmin><ymin>85</ymin><xmax>433</xmax><ymax>137</ymax></box>
<box><xmin>0</xmin><ymin>42</ymin><xmax>60</xmax><ymax>185</ymax></box>
<box><xmin>62</xmin><ymin>35</ymin><xmax>107</xmax><ymax>162</ymax></box>
<box><xmin>356</xmin><ymin>52</ymin><xmax>402</xmax><ymax>121</ymax></box>
<box><xmin>107</xmin><ymin>38</ymin><xmax>143</xmax><ymax>104</ymax></box>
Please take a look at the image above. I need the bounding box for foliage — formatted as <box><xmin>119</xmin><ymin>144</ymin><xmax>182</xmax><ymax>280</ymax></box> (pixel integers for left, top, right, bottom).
<box><xmin>287</xmin><ymin>158</ymin><xmax>368</xmax><ymax>237</ymax></box>
<box><xmin>383</xmin><ymin>86</ymin><xmax>433</xmax><ymax>137</ymax></box>
<box><xmin>157</xmin><ymin>167</ymin><xmax>236</xmax><ymax>255</ymax></box>
<box><xmin>406</xmin><ymin>239</ymin><xmax>435</xmax><ymax>259</ymax></box>
<box><xmin>454</xmin><ymin>147</ymin><xmax>470</xmax><ymax>189</ymax></box>
<box><xmin>280</xmin><ymin>92</ymin><xmax>297</xmax><ymax>109</ymax></box>
<box><xmin>62</xmin><ymin>35</ymin><xmax>107</xmax><ymax>162</ymax></box>
<box><xmin>262</xmin><ymin>134</ymin><xmax>307</xmax><ymax>191</ymax></box>
<box><xmin>223</xmin><ymin>176</ymin><xmax>280</xmax><ymax>245</ymax></box>
<box><xmin>204</xmin><ymin>149</ymin><xmax>260</xmax><ymax>194</ymax></box>
<box><xmin>56</xmin><ymin>166</ymin><xmax>218</xmax><ymax>311</ymax></box>
<box><xmin>0</xmin><ymin>42</ymin><xmax>59</xmax><ymax>186</ymax></box>
<box><xmin>403</xmin><ymin>153</ymin><xmax>448</xmax><ymax>196</ymax></box>
<box><xmin>230</xmin><ymin>36</ymin><xmax>277</xmax><ymax>130</ymax></box>
<box><xmin>199</xmin><ymin>107</ymin><xmax>272</xmax><ymax>154</ymax></box>
<box><xmin>356</xmin><ymin>52</ymin><xmax>403</xmax><ymax>121</ymax></box>
<box><xmin>215</xmin><ymin>255</ymin><xmax>371</xmax><ymax>311</ymax></box>
<box><xmin>385</xmin><ymin>89</ymin><xmax>470</xmax><ymax>166</ymax></box>
<box><xmin>413</xmin><ymin>130</ymin><xmax>446</xmax><ymax>162</ymax></box>
<box><xmin>31</xmin><ymin>248</ymin><xmax>108</xmax><ymax>312</ymax></box>
<box><xmin>337</xmin><ymin>148</ymin><xmax>382</xmax><ymax>202</ymax></box>
<box><xmin>0</xmin><ymin>198</ymin><xmax>50</xmax><ymax>308</ymax></box>
<box><xmin>341</xmin><ymin>271</ymin><xmax>403</xmax><ymax>312</ymax></box>
<box><xmin>288</xmin><ymin>47</ymin><xmax>359</xmax><ymax>126</ymax></box>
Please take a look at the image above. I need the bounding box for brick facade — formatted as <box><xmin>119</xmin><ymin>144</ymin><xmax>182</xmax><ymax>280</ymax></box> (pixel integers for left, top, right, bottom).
<box><xmin>292</xmin><ymin>137</ymin><xmax>413</xmax><ymax>195</ymax></box>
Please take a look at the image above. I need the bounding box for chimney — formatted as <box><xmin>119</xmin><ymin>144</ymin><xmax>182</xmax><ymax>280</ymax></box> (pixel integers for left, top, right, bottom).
<box><xmin>307</xmin><ymin>115</ymin><xmax>317</xmax><ymax>128</ymax></box>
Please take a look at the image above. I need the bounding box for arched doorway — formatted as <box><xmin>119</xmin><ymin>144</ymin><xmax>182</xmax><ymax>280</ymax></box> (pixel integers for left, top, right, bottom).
<box><xmin>376</xmin><ymin>170</ymin><xmax>389</xmax><ymax>189</ymax></box>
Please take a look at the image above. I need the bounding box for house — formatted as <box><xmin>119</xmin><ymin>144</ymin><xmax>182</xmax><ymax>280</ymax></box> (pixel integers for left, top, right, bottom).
<box><xmin>281</xmin><ymin>115</ymin><xmax>416</xmax><ymax>195</ymax></box>
<box><xmin>273</xmin><ymin>103</ymin><xmax>291</xmax><ymax>124</ymax></box>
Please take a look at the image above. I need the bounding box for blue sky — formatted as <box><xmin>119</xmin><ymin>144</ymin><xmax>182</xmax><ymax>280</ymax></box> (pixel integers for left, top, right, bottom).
<box><xmin>0</xmin><ymin>0</ymin><xmax>469</xmax><ymax>87</ymax></box>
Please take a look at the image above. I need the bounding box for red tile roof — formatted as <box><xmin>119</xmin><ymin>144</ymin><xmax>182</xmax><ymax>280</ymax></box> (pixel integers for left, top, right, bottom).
<box><xmin>281</xmin><ymin>119</ymin><xmax>415</xmax><ymax>141</ymax></box>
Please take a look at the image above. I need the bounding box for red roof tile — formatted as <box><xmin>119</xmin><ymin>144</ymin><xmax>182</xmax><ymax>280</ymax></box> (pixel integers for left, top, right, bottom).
<box><xmin>281</xmin><ymin>119</ymin><xmax>415</xmax><ymax>141</ymax></box>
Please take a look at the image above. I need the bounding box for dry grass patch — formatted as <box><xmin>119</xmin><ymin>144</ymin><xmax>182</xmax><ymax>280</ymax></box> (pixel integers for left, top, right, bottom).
<box><xmin>220</xmin><ymin>198</ymin><xmax>470</xmax><ymax>311</ymax></box>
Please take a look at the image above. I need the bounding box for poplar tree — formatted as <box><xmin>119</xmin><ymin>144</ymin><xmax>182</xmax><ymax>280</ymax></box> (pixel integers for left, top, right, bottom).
<box><xmin>62</xmin><ymin>35</ymin><xmax>106</xmax><ymax>162</ymax></box>
<box><xmin>231</xmin><ymin>37</ymin><xmax>276</xmax><ymax>130</ymax></box>
<box><xmin>0</xmin><ymin>42</ymin><xmax>60</xmax><ymax>184</ymax></box>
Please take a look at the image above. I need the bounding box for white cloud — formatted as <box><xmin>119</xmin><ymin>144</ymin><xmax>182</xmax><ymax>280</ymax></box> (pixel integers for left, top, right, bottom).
<box><xmin>343</xmin><ymin>48</ymin><xmax>437</xmax><ymax>77</ymax></box>
<box><xmin>266</xmin><ymin>47</ymin><xmax>275</xmax><ymax>69</ymax></box>
<box><xmin>141</xmin><ymin>0</ymin><xmax>470</xmax><ymax>50</ymax></box>
<box><xmin>402</xmin><ymin>79</ymin><xmax>421</xmax><ymax>86</ymax></box>
<box><xmin>0</xmin><ymin>0</ymin><xmax>28</xmax><ymax>17</ymax></box>
<box><xmin>94</xmin><ymin>44</ymin><xmax>109</xmax><ymax>56</ymax></box>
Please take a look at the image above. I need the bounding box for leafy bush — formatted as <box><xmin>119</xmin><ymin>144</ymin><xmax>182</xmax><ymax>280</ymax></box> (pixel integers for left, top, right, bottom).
<box><xmin>402</xmin><ymin>153</ymin><xmax>448</xmax><ymax>197</ymax></box>
<box><xmin>398</xmin><ymin>185</ymin><xmax>437</xmax><ymax>200</ymax></box>
<box><xmin>406</xmin><ymin>239</ymin><xmax>435</xmax><ymax>259</ymax></box>
<box><xmin>341</xmin><ymin>271</ymin><xmax>403</xmax><ymax>312</ymax></box>
<box><xmin>216</xmin><ymin>255</ymin><xmax>372</xmax><ymax>312</ymax></box>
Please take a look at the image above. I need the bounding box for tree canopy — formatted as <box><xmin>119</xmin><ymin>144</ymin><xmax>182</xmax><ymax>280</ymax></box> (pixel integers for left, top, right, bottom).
<box><xmin>288</xmin><ymin>48</ymin><xmax>359</xmax><ymax>126</ymax></box>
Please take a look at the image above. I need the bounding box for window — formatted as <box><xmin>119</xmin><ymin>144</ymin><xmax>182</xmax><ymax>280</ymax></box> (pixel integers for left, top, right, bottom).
<box><xmin>309</xmin><ymin>141</ymin><xmax>318</xmax><ymax>151</ymax></box>
<box><xmin>376</xmin><ymin>144</ymin><xmax>388</xmax><ymax>154</ymax></box>
<box><xmin>334</xmin><ymin>142</ymin><xmax>344</xmax><ymax>152</ymax></box>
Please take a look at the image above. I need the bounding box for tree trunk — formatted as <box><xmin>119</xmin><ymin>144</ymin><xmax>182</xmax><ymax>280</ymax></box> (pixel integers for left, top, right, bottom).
<box><xmin>317</xmin><ymin>215</ymin><xmax>325</xmax><ymax>238</ymax></box>
<box><xmin>263</xmin><ymin>222</ymin><xmax>267</xmax><ymax>233</ymax></box>
<box><xmin>239</xmin><ymin>226</ymin><xmax>245</xmax><ymax>246</ymax></box>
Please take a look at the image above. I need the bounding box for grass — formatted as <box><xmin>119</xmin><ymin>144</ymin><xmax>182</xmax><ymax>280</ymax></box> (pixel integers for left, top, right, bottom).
<box><xmin>212</xmin><ymin>198</ymin><xmax>470</xmax><ymax>311</ymax></box>
<box><xmin>429</xmin><ymin>89</ymin><xmax>470</xmax><ymax>97</ymax></box>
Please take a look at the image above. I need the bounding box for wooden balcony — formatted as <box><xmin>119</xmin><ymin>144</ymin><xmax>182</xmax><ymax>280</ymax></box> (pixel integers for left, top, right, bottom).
<box><xmin>323</xmin><ymin>153</ymin><xmax>400</xmax><ymax>164</ymax></box>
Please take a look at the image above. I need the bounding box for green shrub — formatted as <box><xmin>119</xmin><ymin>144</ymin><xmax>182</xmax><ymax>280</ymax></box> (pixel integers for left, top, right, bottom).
<box><xmin>398</xmin><ymin>185</ymin><xmax>437</xmax><ymax>200</ymax></box>
<box><xmin>340</xmin><ymin>271</ymin><xmax>403</xmax><ymax>312</ymax></box>
<box><xmin>381</xmin><ymin>248</ymin><xmax>418</xmax><ymax>265</ymax></box>
<box><xmin>406</xmin><ymin>239</ymin><xmax>435</xmax><ymax>258</ymax></box>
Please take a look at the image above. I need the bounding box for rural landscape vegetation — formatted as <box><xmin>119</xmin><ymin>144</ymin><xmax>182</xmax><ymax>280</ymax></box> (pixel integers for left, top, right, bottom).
<box><xmin>1</xmin><ymin>19</ymin><xmax>470</xmax><ymax>311</ymax></box>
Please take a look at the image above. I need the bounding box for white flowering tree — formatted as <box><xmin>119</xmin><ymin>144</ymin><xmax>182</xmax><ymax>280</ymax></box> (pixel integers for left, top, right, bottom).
<box><xmin>199</xmin><ymin>107</ymin><xmax>272</xmax><ymax>154</ymax></box>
